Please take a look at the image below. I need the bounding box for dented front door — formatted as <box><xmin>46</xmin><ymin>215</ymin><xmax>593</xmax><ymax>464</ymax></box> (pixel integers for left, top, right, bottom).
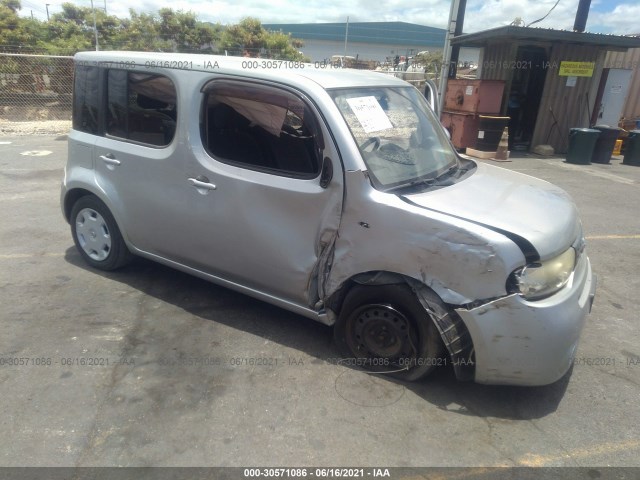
<box><xmin>182</xmin><ymin>79</ymin><xmax>344</xmax><ymax>308</ymax></box>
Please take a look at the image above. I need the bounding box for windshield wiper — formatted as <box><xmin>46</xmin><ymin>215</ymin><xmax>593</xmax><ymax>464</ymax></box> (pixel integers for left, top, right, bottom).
<box><xmin>384</xmin><ymin>177</ymin><xmax>437</xmax><ymax>193</ymax></box>
<box><xmin>434</xmin><ymin>164</ymin><xmax>459</xmax><ymax>181</ymax></box>
<box><xmin>384</xmin><ymin>164</ymin><xmax>460</xmax><ymax>194</ymax></box>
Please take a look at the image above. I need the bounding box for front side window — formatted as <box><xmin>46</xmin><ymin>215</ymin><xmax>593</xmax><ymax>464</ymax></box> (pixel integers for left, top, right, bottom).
<box><xmin>72</xmin><ymin>65</ymin><xmax>99</xmax><ymax>134</ymax></box>
<box><xmin>107</xmin><ymin>70</ymin><xmax>177</xmax><ymax>147</ymax></box>
<box><xmin>330</xmin><ymin>86</ymin><xmax>458</xmax><ymax>191</ymax></box>
<box><xmin>201</xmin><ymin>80</ymin><xmax>323</xmax><ymax>178</ymax></box>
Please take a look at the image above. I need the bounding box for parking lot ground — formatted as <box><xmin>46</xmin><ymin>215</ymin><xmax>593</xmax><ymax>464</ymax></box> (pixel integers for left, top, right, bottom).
<box><xmin>1</xmin><ymin>136</ymin><xmax>639</xmax><ymax>469</ymax></box>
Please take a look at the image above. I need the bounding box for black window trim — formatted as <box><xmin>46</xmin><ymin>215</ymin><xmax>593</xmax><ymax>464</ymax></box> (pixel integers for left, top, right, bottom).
<box><xmin>72</xmin><ymin>64</ymin><xmax>101</xmax><ymax>135</ymax></box>
<box><xmin>200</xmin><ymin>78</ymin><xmax>325</xmax><ymax>180</ymax></box>
<box><xmin>104</xmin><ymin>68</ymin><xmax>178</xmax><ymax>149</ymax></box>
<box><xmin>73</xmin><ymin>63</ymin><xmax>179</xmax><ymax>149</ymax></box>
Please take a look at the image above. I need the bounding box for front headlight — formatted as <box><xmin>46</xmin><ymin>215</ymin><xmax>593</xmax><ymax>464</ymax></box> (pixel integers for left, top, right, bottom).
<box><xmin>508</xmin><ymin>248</ymin><xmax>576</xmax><ymax>300</ymax></box>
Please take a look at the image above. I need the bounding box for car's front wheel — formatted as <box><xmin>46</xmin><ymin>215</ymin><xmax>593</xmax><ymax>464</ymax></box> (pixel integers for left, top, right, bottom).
<box><xmin>334</xmin><ymin>284</ymin><xmax>445</xmax><ymax>381</ymax></box>
<box><xmin>70</xmin><ymin>195</ymin><xmax>132</xmax><ymax>271</ymax></box>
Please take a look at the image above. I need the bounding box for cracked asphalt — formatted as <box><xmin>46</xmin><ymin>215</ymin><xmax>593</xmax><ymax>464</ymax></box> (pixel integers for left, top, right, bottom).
<box><xmin>1</xmin><ymin>136</ymin><xmax>639</xmax><ymax>468</ymax></box>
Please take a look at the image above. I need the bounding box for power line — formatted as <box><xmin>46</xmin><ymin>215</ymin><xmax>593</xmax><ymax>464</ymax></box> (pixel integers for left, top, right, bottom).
<box><xmin>527</xmin><ymin>0</ymin><xmax>562</xmax><ymax>27</ymax></box>
<box><xmin>20</xmin><ymin>0</ymin><xmax>48</xmax><ymax>15</ymax></box>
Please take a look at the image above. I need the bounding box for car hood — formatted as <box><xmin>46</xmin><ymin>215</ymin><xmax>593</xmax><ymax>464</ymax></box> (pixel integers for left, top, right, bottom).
<box><xmin>401</xmin><ymin>161</ymin><xmax>581</xmax><ymax>261</ymax></box>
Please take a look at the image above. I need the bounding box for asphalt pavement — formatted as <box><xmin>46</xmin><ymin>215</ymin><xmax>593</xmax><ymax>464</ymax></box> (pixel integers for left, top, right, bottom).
<box><xmin>0</xmin><ymin>135</ymin><xmax>639</xmax><ymax>470</ymax></box>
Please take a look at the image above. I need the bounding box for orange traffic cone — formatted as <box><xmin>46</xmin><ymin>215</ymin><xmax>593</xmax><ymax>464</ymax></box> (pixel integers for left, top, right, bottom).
<box><xmin>494</xmin><ymin>127</ymin><xmax>510</xmax><ymax>161</ymax></box>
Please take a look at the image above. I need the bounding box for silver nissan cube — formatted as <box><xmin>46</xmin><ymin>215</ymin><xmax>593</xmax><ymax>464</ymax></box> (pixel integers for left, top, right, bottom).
<box><xmin>61</xmin><ymin>51</ymin><xmax>596</xmax><ymax>386</ymax></box>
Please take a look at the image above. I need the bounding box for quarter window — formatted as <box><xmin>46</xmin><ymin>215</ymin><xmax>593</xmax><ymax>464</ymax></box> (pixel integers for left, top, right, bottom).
<box><xmin>201</xmin><ymin>81</ymin><xmax>323</xmax><ymax>177</ymax></box>
<box><xmin>107</xmin><ymin>70</ymin><xmax>177</xmax><ymax>146</ymax></box>
<box><xmin>72</xmin><ymin>66</ymin><xmax>99</xmax><ymax>134</ymax></box>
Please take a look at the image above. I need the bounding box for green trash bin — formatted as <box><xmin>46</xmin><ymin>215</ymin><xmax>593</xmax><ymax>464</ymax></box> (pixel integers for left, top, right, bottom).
<box><xmin>592</xmin><ymin>126</ymin><xmax>621</xmax><ymax>164</ymax></box>
<box><xmin>623</xmin><ymin>130</ymin><xmax>640</xmax><ymax>166</ymax></box>
<box><xmin>566</xmin><ymin>128</ymin><xmax>600</xmax><ymax>165</ymax></box>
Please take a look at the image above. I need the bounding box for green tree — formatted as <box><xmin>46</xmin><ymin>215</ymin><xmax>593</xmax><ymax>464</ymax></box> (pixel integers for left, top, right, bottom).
<box><xmin>414</xmin><ymin>50</ymin><xmax>443</xmax><ymax>77</ymax></box>
<box><xmin>0</xmin><ymin>0</ymin><xmax>39</xmax><ymax>49</ymax></box>
<box><xmin>118</xmin><ymin>10</ymin><xmax>169</xmax><ymax>52</ymax></box>
<box><xmin>158</xmin><ymin>9</ymin><xmax>220</xmax><ymax>53</ymax></box>
<box><xmin>3</xmin><ymin>0</ymin><xmax>20</xmax><ymax>13</ymax></box>
<box><xmin>0</xmin><ymin>6</ymin><xmax>305</xmax><ymax>61</ymax></box>
<box><xmin>264</xmin><ymin>30</ymin><xmax>307</xmax><ymax>60</ymax></box>
<box><xmin>220</xmin><ymin>17</ymin><xmax>264</xmax><ymax>56</ymax></box>
<box><xmin>43</xmin><ymin>3</ymin><xmax>124</xmax><ymax>53</ymax></box>
<box><xmin>220</xmin><ymin>17</ymin><xmax>307</xmax><ymax>60</ymax></box>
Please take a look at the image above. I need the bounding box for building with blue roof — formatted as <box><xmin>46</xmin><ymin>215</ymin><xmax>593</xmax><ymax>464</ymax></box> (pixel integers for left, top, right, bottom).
<box><xmin>262</xmin><ymin>21</ymin><xmax>447</xmax><ymax>63</ymax></box>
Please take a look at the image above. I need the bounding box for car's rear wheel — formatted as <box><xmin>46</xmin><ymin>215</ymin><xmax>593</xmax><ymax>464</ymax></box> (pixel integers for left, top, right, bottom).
<box><xmin>70</xmin><ymin>196</ymin><xmax>132</xmax><ymax>271</ymax></box>
<box><xmin>334</xmin><ymin>284</ymin><xmax>445</xmax><ymax>381</ymax></box>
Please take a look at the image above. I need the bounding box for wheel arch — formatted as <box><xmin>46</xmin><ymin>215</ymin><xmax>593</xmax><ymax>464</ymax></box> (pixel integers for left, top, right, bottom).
<box><xmin>68</xmin><ymin>193</ymin><xmax>133</xmax><ymax>270</ymax></box>
<box><xmin>63</xmin><ymin>187</ymin><xmax>94</xmax><ymax>223</ymax></box>
<box><xmin>64</xmin><ymin>187</ymin><xmax>136</xmax><ymax>252</ymax></box>
<box><xmin>326</xmin><ymin>270</ymin><xmax>476</xmax><ymax>381</ymax></box>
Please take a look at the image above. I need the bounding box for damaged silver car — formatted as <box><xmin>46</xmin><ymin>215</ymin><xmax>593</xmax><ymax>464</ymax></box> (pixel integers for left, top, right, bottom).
<box><xmin>62</xmin><ymin>51</ymin><xmax>596</xmax><ymax>386</ymax></box>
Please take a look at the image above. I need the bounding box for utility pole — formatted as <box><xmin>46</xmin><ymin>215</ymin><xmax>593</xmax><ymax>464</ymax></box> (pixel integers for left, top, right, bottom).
<box><xmin>438</xmin><ymin>0</ymin><xmax>466</xmax><ymax>115</ymax></box>
<box><xmin>343</xmin><ymin>16</ymin><xmax>349</xmax><ymax>67</ymax></box>
<box><xmin>45</xmin><ymin>4</ymin><xmax>50</xmax><ymax>21</ymax></box>
<box><xmin>449</xmin><ymin>0</ymin><xmax>467</xmax><ymax>79</ymax></box>
<box><xmin>90</xmin><ymin>0</ymin><xmax>99</xmax><ymax>51</ymax></box>
<box><xmin>104</xmin><ymin>0</ymin><xmax>107</xmax><ymax>14</ymax></box>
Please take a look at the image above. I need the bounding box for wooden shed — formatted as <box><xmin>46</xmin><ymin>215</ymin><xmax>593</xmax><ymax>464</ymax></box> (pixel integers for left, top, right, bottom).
<box><xmin>450</xmin><ymin>26</ymin><xmax>640</xmax><ymax>153</ymax></box>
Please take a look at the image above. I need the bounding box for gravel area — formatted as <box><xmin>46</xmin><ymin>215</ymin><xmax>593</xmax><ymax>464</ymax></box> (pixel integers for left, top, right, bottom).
<box><xmin>0</xmin><ymin>119</ymin><xmax>71</xmax><ymax>136</ymax></box>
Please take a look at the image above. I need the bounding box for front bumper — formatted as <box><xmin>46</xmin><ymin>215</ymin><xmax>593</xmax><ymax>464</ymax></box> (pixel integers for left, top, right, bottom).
<box><xmin>455</xmin><ymin>254</ymin><xmax>596</xmax><ymax>386</ymax></box>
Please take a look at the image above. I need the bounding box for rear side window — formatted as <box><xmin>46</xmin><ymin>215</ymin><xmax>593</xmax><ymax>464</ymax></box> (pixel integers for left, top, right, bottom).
<box><xmin>73</xmin><ymin>65</ymin><xmax>99</xmax><ymax>134</ymax></box>
<box><xmin>201</xmin><ymin>80</ymin><xmax>323</xmax><ymax>178</ymax></box>
<box><xmin>107</xmin><ymin>70</ymin><xmax>177</xmax><ymax>147</ymax></box>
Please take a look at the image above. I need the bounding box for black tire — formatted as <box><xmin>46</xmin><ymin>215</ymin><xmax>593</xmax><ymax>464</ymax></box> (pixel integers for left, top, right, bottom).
<box><xmin>334</xmin><ymin>284</ymin><xmax>445</xmax><ymax>381</ymax></box>
<box><xmin>70</xmin><ymin>195</ymin><xmax>132</xmax><ymax>271</ymax></box>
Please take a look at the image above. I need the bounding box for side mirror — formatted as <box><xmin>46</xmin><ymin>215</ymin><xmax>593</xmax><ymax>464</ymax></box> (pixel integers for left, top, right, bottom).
<box><xmin>320</xmin><ymin>157</ymin><xmax>333</xmax><ymax>189</ymax></box>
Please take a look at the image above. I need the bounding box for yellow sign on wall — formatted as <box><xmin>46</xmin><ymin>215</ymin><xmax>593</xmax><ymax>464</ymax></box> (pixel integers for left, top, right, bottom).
<box><xmin>559</xmin><ymin>61</ymin><xmax>595</xmax><ymax>77</ymax></box>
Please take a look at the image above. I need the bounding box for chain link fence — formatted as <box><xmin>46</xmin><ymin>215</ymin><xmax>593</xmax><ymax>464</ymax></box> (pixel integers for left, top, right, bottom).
<box><xmin>0</xmin><ymin>53</ymin><xmax>73</xmax><ymax>135</ymax></box>
<box><xmin>0</xmin><ymin>51</ymin><xmax>455</xmax><ymax>135</ymax></box>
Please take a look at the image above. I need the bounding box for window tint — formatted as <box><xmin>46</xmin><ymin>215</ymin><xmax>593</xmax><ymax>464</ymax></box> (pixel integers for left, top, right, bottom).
<box><xmin>107</xmin><ymin>70</ymin><xmax>177</xmax><ymax>146</ymax></box>
<box><xmin>72</xmin><ymin>66</ymin><xmax>99</xmax><ymax>134</ymax></box>
<box><xmin>202</xmin><ymin>81</ymin><xmax>322</xmax><ymax>177</ymax></box>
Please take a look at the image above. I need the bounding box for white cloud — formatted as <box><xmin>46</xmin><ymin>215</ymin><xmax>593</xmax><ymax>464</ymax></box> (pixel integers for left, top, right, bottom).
<box><xmin>590</xmin><ymin>3</ymin><xmax>640</xmax><ymax>35</ymax></box>
<box><xmin>20</xmin><ymin>0</ymin><xmax>640</xmax><ymax>37</ymax></box>
<box><xmin>464</xmin><ymin>0</ymin><xmax>582</xmax><ymax>32</ymax></box>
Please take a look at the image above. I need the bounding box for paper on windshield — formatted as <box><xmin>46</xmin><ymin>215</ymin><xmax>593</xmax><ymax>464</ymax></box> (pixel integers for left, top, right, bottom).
<box><xmin>346</xmin><ymin>96</ymin><xmax>393</xmax><ymax>133</ymax></box>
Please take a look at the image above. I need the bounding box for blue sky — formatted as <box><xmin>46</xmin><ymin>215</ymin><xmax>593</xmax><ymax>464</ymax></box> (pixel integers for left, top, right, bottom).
<box><xmin>591</xmin><ymin>0</ymin><xmax>626</xmax><ymax>12</ymax></box>
<box><xmin>19</xmin><ymin>0</ymin><xmax>640</xmax><ymax>36</ymax></box>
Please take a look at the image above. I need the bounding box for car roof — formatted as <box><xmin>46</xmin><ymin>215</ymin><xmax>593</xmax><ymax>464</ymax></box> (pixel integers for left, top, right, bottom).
<box><xmin>74</xmin><ymin>51</ymin><xmax>411</xmax><ymax>90</ymax></box>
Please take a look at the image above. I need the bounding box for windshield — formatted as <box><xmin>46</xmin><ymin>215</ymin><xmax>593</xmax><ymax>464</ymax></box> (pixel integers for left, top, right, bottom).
<box><xmin>330</xmin><ymin>86</ymin><xmax>458</xmax><ymax>191</ymax></box>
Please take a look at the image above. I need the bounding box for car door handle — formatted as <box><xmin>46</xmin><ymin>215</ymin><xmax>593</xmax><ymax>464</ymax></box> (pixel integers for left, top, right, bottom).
<box><xmin>99</xmin><ymin>154</ymin><xmax>121</xmax><ymax>166</ymax></box>
<box><xmin>188</xmin><ymin>177</ymin><xmax>217</xmax><ymax>192</ymax></box>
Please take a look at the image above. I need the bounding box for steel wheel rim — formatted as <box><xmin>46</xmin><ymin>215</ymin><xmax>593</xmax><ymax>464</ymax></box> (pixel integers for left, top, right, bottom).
<box><xmin>75</xmin><ymin>207</ymin><xmax>111</xmax><ymax>261</ymax></box>
<box><xmin>348</xmin><ymin>304</ymin><xmax>418</xmax><ymax>362</ymax></box>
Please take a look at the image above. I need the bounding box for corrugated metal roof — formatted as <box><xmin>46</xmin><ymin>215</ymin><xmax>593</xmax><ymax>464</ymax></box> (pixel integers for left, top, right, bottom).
<box><xmin>263</xmin><ymin>22</ymin><xmax>446</xmax><ymax>48</ymax></box>
<box><xmin>451</xmin><ymin>26</ymin><xmax>640</xmax><ymax>50</ymax></box>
